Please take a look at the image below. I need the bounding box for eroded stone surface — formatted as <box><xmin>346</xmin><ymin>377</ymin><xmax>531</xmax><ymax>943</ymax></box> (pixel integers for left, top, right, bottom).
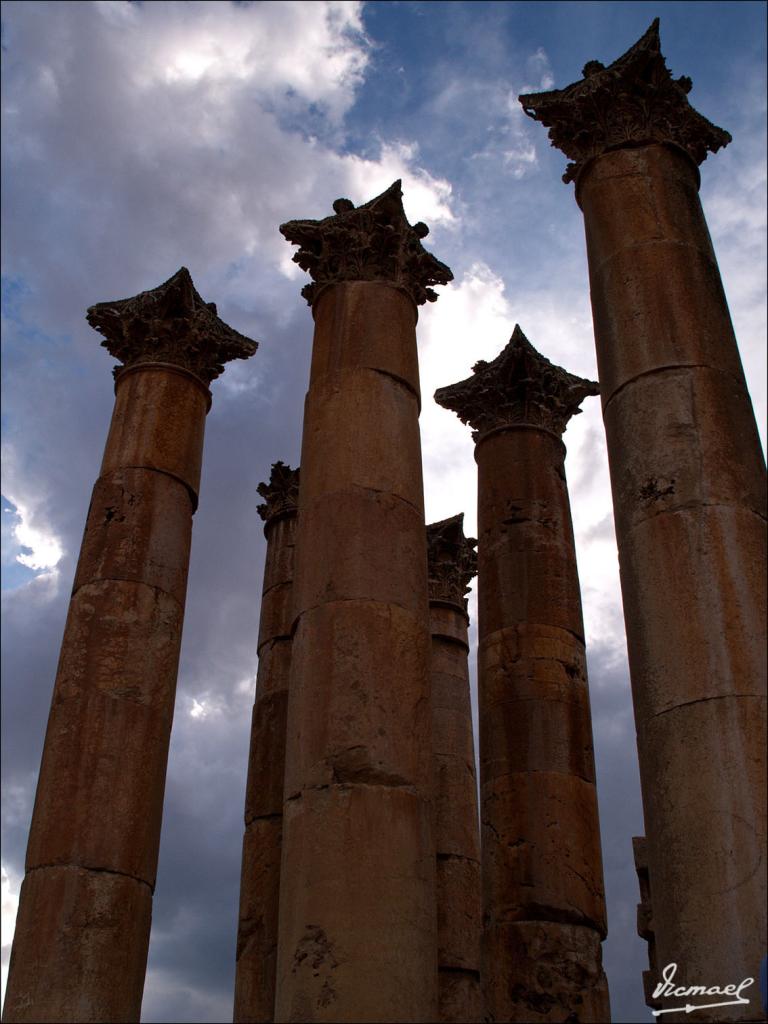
<box><xmin>236</xmin><ymin>465</ymin><xmax>298</xmax><ymax>1023</ymax></box>
<box><xmin>639</xmin><ymin>693</ymin><xmax>766</xmax><ymax>1006</ymax></box>
<box><xmin>428</xmin><ymin>517</ymin><xmax>481</xmax><ymax>1021</ymax></box>
<box><xmin>484</xmin><ymin>921</ymin><xmax>610</xmax><ymax>1023</ymax></box>
<box><xmin>480</xmin><ymin>625</ymin><xmax>596</xmax><ymax>785</ymax></box>
<box><xmin>3</xmin><ymin>866</ymin><xmax>152</xmax><ymax>1023</ymax></box>
<box><xmin>74</xmin><ymin>468</ymin><xmax>193</xmax><ymax>605</ymax></box>
<box><xmin>519</xmin><ymin>18</ymin><xmax>730</xmax><ymax>184</ymax></box>
<box><xmin>482</xmin><ymin>771</ymin><xmax>606</xmax><ymax>933</ymax></box>
<box><xmin>87</xmin><ymin>266</ymin><xmax>258</xmax><ymax>383</ymax></box>
<box><xmin>293</xmin><ymin>491</ymin><xmax>427</xmax><ymax>617</ymax></box>
<box><xmin>276</xmin><ymin>785</ymin><xmax>437</xmax><ymax>1023</ymax></box>
<box><xmin>257</xmin><ymin>461</ymin><xmax>300</xmax><ymax>527</ymax></box>
<box><xmin>311</xmin><ymin>282</ymin><xmax>422</xmax><ymax>398</ymax></box>
<box><xmin>604</xmin><ymin>365</ymin><xmax>766</xmax><ymax>533</ymax></box>
<box><xmin>235</xmin><ymin>818</ymin><xmax>283</xmax><ymax>1023</ymax></box>
<box><xmin>277</xmin><ymin>211</ymin><xmax>438</xmax><ymax>1018</ymax></box>
<box><xmin>243</xmin><ymin>688</ymin><xmax>289</xmax><ymax>823</ymax></box>
<box><xmin>299</xmin><ymin>367</ymin><xmax>424</xmax><ymax>510</ymax></box>
<box><xmin>619</xmin><ymin>504</ymin><xmax>766</xmax><ymax>721</ymax></box>
<box><xmin>100</xmin><ymin>363</ymin><xmax>210</xmax><ymax>502</ymax></box>
<box><xmin>438</xmin><ymin>969</ymin><xmax>484</xmax><ymax>1024</ymax></box>
<box><xmin>633</xmin><ymin>836</ymin><xmax>661</xmax><ymax>1012</ymax></box>
<box><xmin>427</xmin><ymin>514</ymin><xmax>477</xmax><ymax>611</ymax></box>
<box><xmin>525</xmin><ymin>30</ymin><xmax>766</xmax><ymax>1017</ymax></box>
<box><xmin>284</xmin><ymin>600</ymin><xmax>432</xmax><ymax>797</ymax></box>
<box><xmin>435</xmin><ymin>324</ymin><xmax>598</xmax><ymax>441</ymax></box>
<box><xmin>476</xmin><ymin>428</ymin><xmax>585</xmax><ymax>640</ymax></box>
<box><xmin>5</xmin><ymin>279</ymin><xmax>255</xmax><ymax>1023</ymax></box>
<box><xmin>436</xmin><ymin>333</ymin><xmax>607</xmax><ymax>1022</ymax></box>
<box><xmin>280</xmin><ymin>181</ymin><xmax>452</xmax><ymax>308</ymax></box>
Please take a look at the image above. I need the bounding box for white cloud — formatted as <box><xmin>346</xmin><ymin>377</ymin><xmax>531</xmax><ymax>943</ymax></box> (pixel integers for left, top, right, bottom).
<box><xmin>1</xmin><ymin>448</ymin><xmax>63</xmax><ymax>581</ymax></box>
<box><xmin>705</xmin><ymin>150</ymin><xmax>767</xmax><ymax>456</ymax></box>
<box><xmin>419</xmin><ymin>263</ymin><xmax>627</xmax><ymax>655</ymax></box>
<box><xmin>419</xmin><ymin>262</ymin><xmax>513</xmax><ymax>534</ymax></box>
<box><xmin>524</xmin><ymin>46</ymin><xmax>555</xmax><ymax>92</ymax></box>
<box><xmin>99</xmin><ymin>0</ymin><xmax>369</xmax><ymax>121</ymax></box>
<box><xmin>342</xmin><ymin>141</ymin><xmax>456</xmax><ymax>227</ymax></box>
<box><xmin>1</xmin><ymin>863</ymin><xmax>21</xmax><ymax>1009</ymax></box>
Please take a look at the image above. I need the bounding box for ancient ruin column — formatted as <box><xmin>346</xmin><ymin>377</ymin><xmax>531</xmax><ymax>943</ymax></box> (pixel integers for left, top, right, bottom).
<box><xmin>426</xmin><ymin>515</ymin><xmax>482</xmax><ymax>1023</ymax></box>
<box><xmin>436</xmin><ymin>326</ymin><xmax>609</xmax><ymax>1023</ymax></box>
<box><xmin>3</xmin><ymin>269</ymin><xmax>257</xmax><ymax>1024</ymax></box>
<box><xmin>521</xmin><ymin>22</ymin><xmax>767</xmax><ymax>1019</ymax></box>
<box><xmin>235</xmin><ymin>461</ymin><xmax>299</xmax><ymax>1023</ymax></box>
<box><xmin>632</xmin><ymin>836</ymin><xmax>661</xmax><ymax>1015</ymax></box>
<box><xmin>274</xmin><ymin>181</ymin><xmax>452</xmax><ymax>1023</ymax></box>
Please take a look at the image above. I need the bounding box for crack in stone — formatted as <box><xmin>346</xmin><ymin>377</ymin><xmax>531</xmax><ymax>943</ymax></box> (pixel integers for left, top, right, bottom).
<box><xmin>70</xmin><ymin>574</ymin><xmax>185</xmax><ymax>612</ymax></box>
<box><xmin>602</xmin><ymin>362</ymin><xmax>748</xmax><ymax>415</ymax></box>
<box><xmin>649</xmin><ymin>691</ymin><xmax>764</xmax><ymax>720</ymax></box>
<box><xmin>371</xmin><ymin>365</ymin><xmax>421</xmax><ymax>407</ymax></box>
<box><xmin>628</xmin><ymin>497</ymin><xmax>767</xmax><ymax>526</ymax></box>
<box><xmin>26</xmin><ymin>861</ymin><xmax>154</xmax><ymax>892</ymax></box>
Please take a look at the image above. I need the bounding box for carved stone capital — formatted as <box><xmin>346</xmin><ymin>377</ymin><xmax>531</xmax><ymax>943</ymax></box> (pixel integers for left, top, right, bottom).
<box><xmin>434</xmin><ymin>325</ymin><xmax>598</xmax><ymax>441</ymax></box>
<box><xmin>257</xmin><ymin>461</ymin><xmax>300</xmax><ymax>525</ymax></box>
<box><xmin>280</xmin><ymin>180</ymin><xmax>453</xmax><ymax>307</ymax></box>
<box><xmin>87</xmin><ymin>267</ymin><xmax>258</xmax><ymax>385</ymax></box>
<box><xmin>519</xmin><ymin>19</ymin><xmax>731</xmax><ymax>184</ymax></box>
<box><xmin>427</xmin><ymin>513</ymin><xmax>477</xmax><ymax>610</ymax></box>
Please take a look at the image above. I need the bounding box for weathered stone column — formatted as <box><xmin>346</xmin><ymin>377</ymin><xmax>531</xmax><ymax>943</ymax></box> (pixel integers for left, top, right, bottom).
<box><xmin>436</xmin><ymin>326</ymin><xmax>610</xmax><ymax>1023</ymax></box>
<box><xmin>3</xmin><ymin>269</ymin><xmax>257</xmax><ymax>1024</ymax></box>
<box><xmin>274</xmin><ymin>182</ymin><xmax>452</xmax><ymax>1023</ymax></box>
<box><xmin>633</xmin><ymin>836</ymin><xmax>661</xmax><ymax>1014</ymax></box>
<box><xmin>521</xmin><ymin>22</ymin><xmax>767</xmax><ymax>1020</ymax></box>
<box><xmin>235</xmin><ymin>462</ymin><xmax>299</xmax><ymax>1024</ymax></box>
<box><xmin>426</xmin><ymin>515</ymin><xmax>482</xmax><ymax>1023</ymax></box>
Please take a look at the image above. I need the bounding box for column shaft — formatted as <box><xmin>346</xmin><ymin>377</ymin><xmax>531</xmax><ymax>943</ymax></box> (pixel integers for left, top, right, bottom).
<box><xmin>4</xmin><ymin>364</ymin><xmax>209</xmax><ymax>1023</ymax></box>
<box><xmin>477</xmin><ymin>427</ymin><xmax>609</xmax><ymax>1023</ymax></box>
<box><xmin>429</xmin><ymin>602</ymin><xmax>482</xmax><ymax>1023</ymax></box>
<box><xmin>274</xmin><ymin>282</ymin><xmax>436</xmax><ymax>1022</ymax></box>
<box><xmin>235</xmin><ymin>474</ymin><xmax>298</xmax><ymax>1023</ymax></box>
<box><xmin>579</xmin><ymin>142</ymin><xmax>767</xmax><ymax>1012</ymax></box>
<box><xmin>519</xmin><ymin>26</ymin><xmax>766</xmax><ymax>1016</ymax></box>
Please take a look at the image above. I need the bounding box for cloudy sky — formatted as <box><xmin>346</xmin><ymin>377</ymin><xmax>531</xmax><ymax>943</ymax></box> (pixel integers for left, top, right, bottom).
<box><xmin>1</xmin><ymin>2</ymin><xmax>765</xmax><ymax>1021</ymax></box>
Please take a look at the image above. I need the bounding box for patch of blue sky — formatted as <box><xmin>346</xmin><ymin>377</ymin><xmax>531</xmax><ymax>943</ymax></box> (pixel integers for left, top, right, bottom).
<box><xmin>1</xmin><ymin>277</ymin><xmax>84</xmax><ymax>393</ymax></box>
<box><xmin>0</xmin><ymin>498</ymin><xmax>41</xmax><ymax>592</ymax></box>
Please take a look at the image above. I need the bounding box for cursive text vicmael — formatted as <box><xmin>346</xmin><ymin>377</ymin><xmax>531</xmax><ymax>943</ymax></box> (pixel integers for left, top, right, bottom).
<box><xmin>653</xmin><ymin>962</ymin><xmax>754</xmax><ymax>1002</ymax></box>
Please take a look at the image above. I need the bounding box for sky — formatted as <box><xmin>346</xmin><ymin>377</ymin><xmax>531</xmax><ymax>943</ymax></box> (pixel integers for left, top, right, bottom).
<box><xmin>1</xmin><ymin>2</ymin><xmax>765</xmax><ymax>1021</ymax></box>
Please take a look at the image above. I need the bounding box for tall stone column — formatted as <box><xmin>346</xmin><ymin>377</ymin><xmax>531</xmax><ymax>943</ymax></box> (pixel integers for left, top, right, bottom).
<box><xmin>235</xmin><ymin>461</ymin><xmax>299</xmax><ymax>1024</ymax></box>
<box><xmin>274</xmin><ymin>181</ymin><xmax>452</xmax><ymax>1023</ymax></box>
<box><xmin>436</xmin><ymin>326</ymin><xmax>610</xmax><ymax>1023</ymax></box>
<box><xmin>3</xmin><ymin>269</ymin><xmax>257</xmax><ymax>1024</ymax></box>
<box><xmin>426</xmin><ymin>515</ymin><xmax>482</xmax><ymax>1023</ymax></box>
<box><xmin>521</xmin><ymin>21</ymin><xmax>767</xmax><ymax>1019</ymax></box>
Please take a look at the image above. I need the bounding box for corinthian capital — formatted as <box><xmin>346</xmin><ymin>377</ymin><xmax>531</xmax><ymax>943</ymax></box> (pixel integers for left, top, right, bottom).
<box><xmin>519</xmin><ymin>18</ymin><xmax>731</xmax><ymax>184</ymax></box>
<box><xmin>87</xmin><ymin>267</ymin><xmax>258</xmax><ymax>385</ymax></box>
<box><xmin>257</xmin><ymin>461</ymin><xmax>300</xmax><ymax>525</ymax></box>
<box><xmin>434</xmin><ymin>325</ymin><xmax>598</xmax><ymax>441</ymax></box>
<box><xmin>427</xmin><ymin>514</ymin><xmax>477</xmax><ymax>610</ymax></box>
<box><xmin>280</xmin><ymin>180</ymin><xmax>453</xmax><ymax>307</ymax></box>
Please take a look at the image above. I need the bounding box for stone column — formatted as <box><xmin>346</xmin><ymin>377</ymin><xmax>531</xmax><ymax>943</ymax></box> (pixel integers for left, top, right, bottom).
<box><xmin>426</xmin><ymin>515</ymin><xmax>482</xmax><ymax>1023</ymax></box>
<box><xmin>436</xmin><ymin>326</ymin><xmax>609</xmax><ymax>1023</ymax></box>
<box><xmin>274</xmin><ymin>181</ymin><xmax>452</xmax><ymax>1023</ymax></box>
<box><xmin>3</xmin><ymin>269</ymin><xmax>257</xmax><ymax>1024</ymax></box>
<box><xmin>235</xmin><ymin>461</ymin><xmax>299</xmax><ymax>1024</ymax></box>
<box><xmin>633</xmin><ymin>836</ymin><xmax>661</xmax><ymax>1014</ymax></box>
<box><xmin>521</xmin><ymin>21</ymin><xmax>767</xmax><ymax>1019</ymax></box>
